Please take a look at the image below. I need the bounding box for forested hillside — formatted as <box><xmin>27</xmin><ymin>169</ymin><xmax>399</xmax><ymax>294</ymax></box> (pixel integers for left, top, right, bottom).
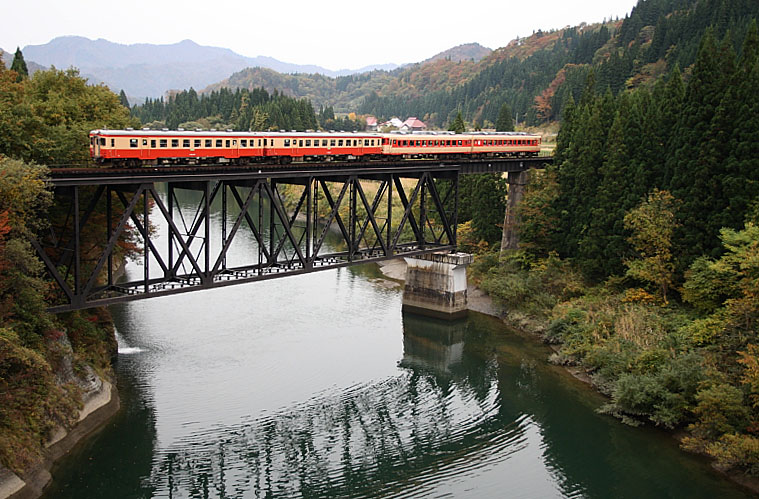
<box><xmin>195</xmin><ymin>0</ymin><xmax>759</xmax><ymax>131</ymax></box>
<box><xmin>475</xmin><ymin>20</ymin><xmax>759</xmax><ymax>478</ymax></box>
<box><xmin>0</xmin><ymin>60</ymin><xmax>136</xmax><ymax>477</ymax></box>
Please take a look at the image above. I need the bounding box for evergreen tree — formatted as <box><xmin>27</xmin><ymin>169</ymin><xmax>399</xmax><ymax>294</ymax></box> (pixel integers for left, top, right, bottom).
<box><xmin>667</xmin><ymin>29</ymin><xmax>738</xmax><ymax>266</ymax></box>
<box><xmin>495</xmin><ymin>103</ymin><xmax>514</xmax><ymax>131</ymax></box>
<box><xmin>448</xmin><ymin>112</ymin><xmax>465</xmax><ymax>133</ymax></box>
<box><xmin>118</xmin><ymin>90</ymin><xmax>130</xmax><ymax>109</ymax></box>
<box><xmin>458</xmin><ymin>174</ymin><xmax>508</xmax><ymax>246</ymax></box>
<box><xmin>10</xmin><ymin>48</ymin><xmax>28</xmax><ymax>82</ymax></box>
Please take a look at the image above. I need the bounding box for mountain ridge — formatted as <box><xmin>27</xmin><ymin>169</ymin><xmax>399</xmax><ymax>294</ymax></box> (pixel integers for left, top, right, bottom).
<box><xmin>20</xmin><ymin>36</ymin><xmax>400</xmax><ymax>102</ymax></box>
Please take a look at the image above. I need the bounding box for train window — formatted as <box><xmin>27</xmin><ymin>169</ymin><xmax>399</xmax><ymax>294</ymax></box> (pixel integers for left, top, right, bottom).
<box><xmin>457</xmin><ymin>140</ymin><xmax>462</xmax><ymax>146</ymax></box>
<box><xmin>364</xmin><ymin>139</ymin><xmax>368</xmax><ymax>146</ymax></box>
<box><xmin>299</xmin><ymin>140</ymin><xmax>303</xmax><ymax>147</ymax></box>
<box><xmin>284</xmin><ymin>139</ymin><xmax>290</xmax><ymax>147</ymax></box>
<box><xmin>320</xmin><ymin>139</ymin><xmax>326</xmax><ymax>146</ymax></box>
<box><xmin>225</xmin><ymin>140</ymin><xmax>230</xmax><ymax>147</ymax></box>
<box><xmin>205</xmin><ymin>139</ymin><xmax>212</xmax><ymax>147</ymax></box>
<box><xmin>337</xmin><ymin>139</ymin><xmax>343</xmax><ymax>146</ymax></box>
<box><xmin>171</xmin><ymin>139</ymin><xmax>178</xmax><ymax>147</ymax></box>
<box><xmin>183</xmin><ymin>139</ymin><xmax>190</xmax><ymax>147</ymax></box>
<box><xmin>305</xmin><ymin>140</ymin><xmax>311</xmax><ymax>146</ymax></box>
<box><xmin>264</xmin><ymin>139</ymin><xmax>268</xmax><ymax>146</ymax></box>
<box><xmin>194</xmin><ymin>139</ymin><xmax>201</xmax><ymax>147</ymax></box>
<box><xmin>160</xmin><ymin>139</ymin><xmax>167</xmax><ymax>148</ymax></box>
<box><xmin>241</xmin><ymin>139</ymin><xmax>247</xmax><ymax>147</ymax></box>
<box><xmin>232</xmin><ymin>140</ymin><xmax>237</xmax><ymax>146</ymax></box>
<box><xmin>98</xmin><ymin>138</ymin><xmax>105</xmax><ymax>146</ymax></box>
<box><xmin>151</xmin><ymin>140</ymin><xmax>156</xmax><ymax>148</ymax></box>
<box><xmin>130</xmin><ymin>139</ymin><xmax>138</xmax><ymax>148</ymax></box>
<box><xmin>216</xmin><ymin>139</ymin><xmax>222</xmax><ymax>147</ymax></box>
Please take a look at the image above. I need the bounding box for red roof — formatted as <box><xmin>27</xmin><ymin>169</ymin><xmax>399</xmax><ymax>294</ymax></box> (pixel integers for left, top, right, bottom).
<box><xmin>403</xmin><ymin>117</ymin><xmax>426</xmax><ymax>128</ymax></box>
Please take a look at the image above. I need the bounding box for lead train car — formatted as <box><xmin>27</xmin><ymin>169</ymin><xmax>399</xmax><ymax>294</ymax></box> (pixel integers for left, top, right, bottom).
<box><xmin>89</xmin><ymin>129</ymin><xmax>540</xmax><ymax>166</ymax></box>
<box><xmin>89</xmin><ymin>129</ymin><xmax>383</xmax><ymax>166</ymax></box>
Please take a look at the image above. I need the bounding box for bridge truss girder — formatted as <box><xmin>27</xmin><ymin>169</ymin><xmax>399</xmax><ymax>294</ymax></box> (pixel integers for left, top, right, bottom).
<box><xmin>34</xmin><ymin>169</ymin><xmax>459</xmax><ymax>312</ymax></box>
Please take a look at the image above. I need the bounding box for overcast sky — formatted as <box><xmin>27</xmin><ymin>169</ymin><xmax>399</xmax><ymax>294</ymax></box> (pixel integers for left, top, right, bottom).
<box><xmin>5</xmin><ymin>0</ymin><xmax>637</xmax><ymax>70</ymax></box>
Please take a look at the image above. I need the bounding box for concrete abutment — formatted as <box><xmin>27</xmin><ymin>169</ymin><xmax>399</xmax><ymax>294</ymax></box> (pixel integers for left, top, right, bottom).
<box><xmin>402</xmin><ymin>252</ymin><xmax>473</xmax><ymax>320</ymax></box>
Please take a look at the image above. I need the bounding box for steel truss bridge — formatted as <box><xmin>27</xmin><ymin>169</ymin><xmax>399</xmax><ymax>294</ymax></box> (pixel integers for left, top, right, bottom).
<box><xmin>34</xmin><ymin>157</ymin><xmax>551</xmax><ymax>312</ymax></box>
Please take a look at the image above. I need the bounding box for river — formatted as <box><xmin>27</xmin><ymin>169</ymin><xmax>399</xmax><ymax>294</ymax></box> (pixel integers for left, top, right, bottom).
<box><xmin>41</xmin><ymin>185</ymin><xmax>751</xmax><ymax>498</ymax></box>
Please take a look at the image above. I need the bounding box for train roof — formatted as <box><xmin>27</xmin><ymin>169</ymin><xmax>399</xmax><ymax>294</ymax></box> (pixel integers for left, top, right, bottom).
<box><xmin>90</xmin><ymin>129</ymin><xmax>382</xmax><ymax>138</ymax></box>
<box><xmin>90</xmin><ymin>129</ymin><xmax>541</xmax><ymax>138</ymax></box>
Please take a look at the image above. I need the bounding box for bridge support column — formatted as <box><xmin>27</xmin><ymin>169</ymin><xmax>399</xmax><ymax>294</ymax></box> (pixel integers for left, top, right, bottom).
<box><xmin>501</xmin><ymin>169</ymin><xmax>528</xmax><ymax>253</ymax></box>
<box><xmin>402</xmin><ymin>252</ymin><xmax>473</xmax><ymax>320</ymax></box>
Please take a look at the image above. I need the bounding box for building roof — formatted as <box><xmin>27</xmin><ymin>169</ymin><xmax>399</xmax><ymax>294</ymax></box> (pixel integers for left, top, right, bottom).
<box><xmin>403</xmin><ymin>116</ymin><xmax>426</xmax><ymax>128</ymax></box>
<box><xmin>366</xmin><ymin>116</ymin><xmax>377</xmax><ymax>126</ymax></box>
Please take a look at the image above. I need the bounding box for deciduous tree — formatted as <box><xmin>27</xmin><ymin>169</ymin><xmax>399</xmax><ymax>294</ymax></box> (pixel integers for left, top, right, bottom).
<box><xmin>623</xmin><ymin>189</ymin><xmax>678</xmax><ymax>303</ymax></box>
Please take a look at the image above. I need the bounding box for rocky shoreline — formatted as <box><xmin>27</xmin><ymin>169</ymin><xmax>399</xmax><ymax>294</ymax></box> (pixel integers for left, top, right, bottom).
<box><xmin>0</xmin><ymin>376</ymin><xmax>120</xmax><ymax>499</ymax></box>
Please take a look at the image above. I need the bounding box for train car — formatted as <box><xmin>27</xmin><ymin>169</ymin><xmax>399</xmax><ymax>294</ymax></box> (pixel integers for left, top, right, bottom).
<box><xmin>470</xmin><ymin>132</ymin><xmax>541</xmax><ymax>158</ymax></box>
<box><xmin>89</xmin><ymin>128</ymin><xmax>542</xmax><ymax>167</ymax></box>
<box><xmin>90</xmin><ymin>129</ymin><xmax>273</xmax><ymax>166</ymax></box>
<box><xmin>264</xmin><ymin>132</ymin><xmax>382</xmax><ymax>163</ymax></box>
<box><xmin>381</xmin><ymin>132</ymin><xmax>471</xmax><ymax>158</ymax></box>
<box><xmin>380</xmin><ymin>131</ymin><xmax>541</xmax><ymax>158</ymax></box>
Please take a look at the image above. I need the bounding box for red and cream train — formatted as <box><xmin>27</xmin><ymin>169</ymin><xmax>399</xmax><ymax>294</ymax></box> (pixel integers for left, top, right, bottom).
<box><xmin>89</xmin><ymin>129</ymin><xmax>542</xmax><ymax>167</ymax></box>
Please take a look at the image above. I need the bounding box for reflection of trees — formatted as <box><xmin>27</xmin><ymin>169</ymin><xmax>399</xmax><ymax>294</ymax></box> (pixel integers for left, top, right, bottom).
<box><xmin>145</xmin><ymin>313</ymin><xmax>528</xmax><ymax>498</ymax></box>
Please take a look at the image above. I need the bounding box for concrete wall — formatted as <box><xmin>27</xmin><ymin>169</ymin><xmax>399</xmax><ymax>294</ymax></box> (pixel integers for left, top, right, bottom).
<box><xmin>402</xmin><ymin>253</ymin><xmax>473</xmax><ymax>319</ymax></box>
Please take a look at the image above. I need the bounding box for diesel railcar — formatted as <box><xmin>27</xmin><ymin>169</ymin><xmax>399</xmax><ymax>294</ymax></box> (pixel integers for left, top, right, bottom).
<box><xmin>89</xmin><ymin>129</ymin><xmax>541</xmax><ymax>167</ymax></box>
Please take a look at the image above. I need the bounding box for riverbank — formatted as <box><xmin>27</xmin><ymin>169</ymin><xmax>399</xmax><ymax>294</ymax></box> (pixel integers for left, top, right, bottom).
<box><xmin>0</xmin><ymin>376</ymin><xmax>120</xmax><ymax>499</ymax></box>
<box><xmin>377</xmin><ymin>256</ymin><xmax>759</xmax><ymax>495</ymax></box>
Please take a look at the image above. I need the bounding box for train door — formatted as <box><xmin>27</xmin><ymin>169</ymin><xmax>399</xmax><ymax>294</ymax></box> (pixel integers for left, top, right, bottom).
<box><xmin>91</xmin><ymin>135</ymin><xmax>101</xmax><ymax>159</ymax></box>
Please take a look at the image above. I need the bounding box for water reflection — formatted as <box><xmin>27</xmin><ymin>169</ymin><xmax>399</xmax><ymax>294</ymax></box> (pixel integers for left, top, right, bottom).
<box><xmin>137</xmin><ymin>313</ymin><xmax>529</xmax><ymax>498</ymax></box>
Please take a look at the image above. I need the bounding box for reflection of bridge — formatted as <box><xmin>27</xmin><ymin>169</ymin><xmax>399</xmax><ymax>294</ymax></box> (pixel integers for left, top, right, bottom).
<box><xmin>35</xmin><ymin>158</ymin><xmax>551</xmax><ymax>312</ymax></box>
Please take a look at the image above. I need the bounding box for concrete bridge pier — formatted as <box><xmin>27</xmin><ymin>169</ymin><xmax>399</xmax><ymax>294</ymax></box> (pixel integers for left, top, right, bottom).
<box><xmin>402</xmin><ymin>252</ymin><xmax>474</xmax><ymax>320</ymax></box>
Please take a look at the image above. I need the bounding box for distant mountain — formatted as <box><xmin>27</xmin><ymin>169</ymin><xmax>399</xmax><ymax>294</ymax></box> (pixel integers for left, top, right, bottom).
<box><xmin>423</xmin><ymin>42</ymin><xmax>492</xmax><ymax>63</ymax></box>
<box><xmin>20</xmin><ymin>37</ymin><xmax>397</xmax><ymax>103</ymax></box>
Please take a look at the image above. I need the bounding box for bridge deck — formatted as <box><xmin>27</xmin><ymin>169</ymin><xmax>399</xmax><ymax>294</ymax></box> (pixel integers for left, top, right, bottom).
<box><xmin>48</xmin><ymin>157</ymin><xmax>553</xmax><ymax>186</ymax></box>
